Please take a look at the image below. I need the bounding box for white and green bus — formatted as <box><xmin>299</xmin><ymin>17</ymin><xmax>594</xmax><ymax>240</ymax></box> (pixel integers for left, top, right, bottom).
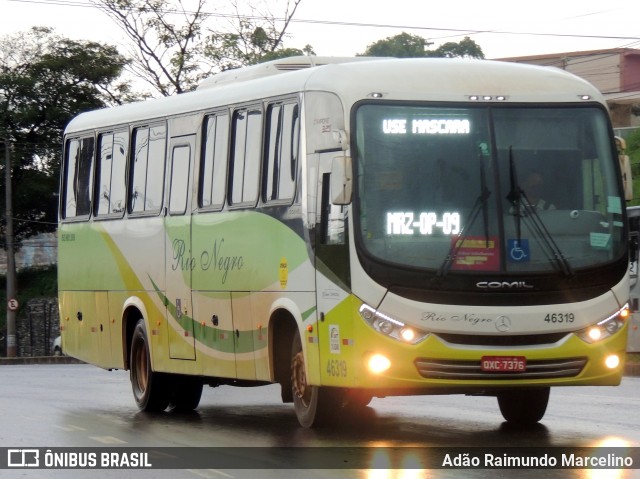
<box><xmin>59</xmin><ymin>57</ymin><xmax>632</xmax><ymax>428</ymax></box>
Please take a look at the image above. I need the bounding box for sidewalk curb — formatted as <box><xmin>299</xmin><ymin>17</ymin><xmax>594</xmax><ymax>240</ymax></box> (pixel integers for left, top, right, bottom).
<box><xmin>0</xmin><ymin>356</ymin><xmax>84</xmax><ymax>365</ymax></box>
<box><xmin>625</xmin><ymin>362</ymin><xmax>640</xmax><ymax>377</ymax></box>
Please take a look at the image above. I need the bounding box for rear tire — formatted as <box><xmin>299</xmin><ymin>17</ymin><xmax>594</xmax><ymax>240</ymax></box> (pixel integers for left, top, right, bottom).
<box><xmin>291</xmin><ymin>329</ymin><xmax>341</xmax><ymax>428</ymax></box>
<box><xmin>130</xmin><ymin>319</ymin><xmax>170</xmax><ymax>412</ymax></box>
<box><xmin>497</xmin><ymin>387</ymin><xmax>550</xmax><ymax>425</ymax></box>
<box><xmin>169</xmin><ymin>376</ymin><xmax>203</xmax><ymax>412</ymax></box>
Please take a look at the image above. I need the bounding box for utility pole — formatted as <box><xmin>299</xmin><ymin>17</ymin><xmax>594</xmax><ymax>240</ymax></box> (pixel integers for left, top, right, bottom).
<box><xmin>4</xmin><ymin>135</ymin><xmax>17</xmax><ymax>357</ymax></box>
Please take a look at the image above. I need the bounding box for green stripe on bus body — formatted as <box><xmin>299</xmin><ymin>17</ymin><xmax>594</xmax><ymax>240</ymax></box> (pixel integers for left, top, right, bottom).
<box><xmin>151</xmin><ymin>279</ymin><xmax>269</xmax><ymax>355</ymax></box>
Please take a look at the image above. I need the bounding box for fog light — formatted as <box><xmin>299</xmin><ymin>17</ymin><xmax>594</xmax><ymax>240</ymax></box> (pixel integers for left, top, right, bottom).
<box><xmin>605</xmin><ymin>354</ymin><xmax>620</xmax><ymax>369</ymax></box>
<box><xmin>368</xmin><ymin>354</ymin><xmax>391</xmax><ymax>374</ymax></box>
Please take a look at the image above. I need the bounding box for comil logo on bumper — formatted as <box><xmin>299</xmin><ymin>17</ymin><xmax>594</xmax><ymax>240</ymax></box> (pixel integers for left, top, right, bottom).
<box><xmin>476</xmin><ymin>281</ymin><xmax>534</xmax><ymax>290</ymax></box>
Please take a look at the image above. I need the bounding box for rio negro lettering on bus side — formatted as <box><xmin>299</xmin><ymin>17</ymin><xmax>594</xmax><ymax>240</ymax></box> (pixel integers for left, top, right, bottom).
<box><xmin>172</xmin><ymin>238</ymin><xmax>244</xmax><ymax>284</ymax></box>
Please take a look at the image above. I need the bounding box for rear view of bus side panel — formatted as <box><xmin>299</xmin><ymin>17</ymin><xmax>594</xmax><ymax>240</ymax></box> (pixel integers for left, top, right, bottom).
<box><xmin>59</xmin><ymin>226</ymin><xmax>128</xmax><ymax>370</ymax></box>
<box><xmin>58</xmin><ymin>134</ymin><xmax>122</xmax><ymax>369</ymax></box>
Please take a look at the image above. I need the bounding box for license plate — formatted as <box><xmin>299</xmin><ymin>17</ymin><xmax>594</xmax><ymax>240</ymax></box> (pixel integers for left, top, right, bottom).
<box><xmin>481</xmin><ymin>356</ymin><xmax>526</xmax><ymax>372</ymax></box>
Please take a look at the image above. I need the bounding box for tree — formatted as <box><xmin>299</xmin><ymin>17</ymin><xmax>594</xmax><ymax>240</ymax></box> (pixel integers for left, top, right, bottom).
<box><xmin>360</xmin><ymin>32</ymin><xmax>432</xmax><ymax>58</ymax></box>
<box><xmin>205</xmin><ymin>0</ymin><xmax>310</xmax><ymax>70</ymax></box>
<box><xmin>0</xmin><ymin>27</ymin><xmax>130</xmax><ymax>242</ymax></box>
<box><xmin>93</xmin><ymin>0</ymin><xmax>307</xmax><ymax>96</ymax></box>
<box><xmin>432</xmin><ymin>37</ymin><xmax>485</xmax><ymax>59</ymax></box>
<box><xmin>361</xmin><ymin>33</ymin><xmax>484</xmax><ymax>59</ymax></box>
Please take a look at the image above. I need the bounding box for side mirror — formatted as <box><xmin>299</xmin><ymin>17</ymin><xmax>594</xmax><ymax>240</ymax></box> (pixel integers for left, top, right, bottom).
<box><xmin>330</xmin><ymin>156</ymin><xmax>352</xmax><ymax>205</ymax></box>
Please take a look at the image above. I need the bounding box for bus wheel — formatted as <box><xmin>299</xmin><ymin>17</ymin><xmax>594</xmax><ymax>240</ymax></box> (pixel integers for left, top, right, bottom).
<box><xmin>130</xmin><ymin>319</ymin><xmax>170</xmax><ymax>412</ymax></box>
<box><xmin>169</xmin><ymin>375</ymin><xmax>203</xmax><ymax>412</ymax></box>
<box><xmin>344</xmin><ymin>389</ymin><xmax>373</xmax><ymax>409</ymax></box>
<box><xmin>497</xmin><ymin>387</ymin><xmax>550</xmax><ymax>425</ymax></box>
<box><xmin>291</xmin><ymin>329</ymin><xmax>338</xmax><ymax>428</ymax></box>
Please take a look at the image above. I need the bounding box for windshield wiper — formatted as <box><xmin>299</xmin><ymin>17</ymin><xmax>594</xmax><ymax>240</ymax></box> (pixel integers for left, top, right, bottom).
<box><xmin>438</xmin><ymin>147</ymin><xmax>491</xmax><ymax>277</ymax></box>
<box><xmin>506</xmin><ymin>147</ymin><xmax>574</xmax><ymax>277</ymax></box>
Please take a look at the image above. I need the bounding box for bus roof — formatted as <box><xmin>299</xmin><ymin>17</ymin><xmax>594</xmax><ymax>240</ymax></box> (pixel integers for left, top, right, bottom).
<box><xmin>64</xmin><ymin>57</ymin><xmax>605</xmax><ymax>135</ymax></box>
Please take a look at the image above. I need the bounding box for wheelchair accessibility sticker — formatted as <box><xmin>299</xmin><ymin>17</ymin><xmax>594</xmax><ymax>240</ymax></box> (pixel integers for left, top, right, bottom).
<box><xmin>508</xmin><ymin>239</ymin><xmax>530</xmax><ymax>263</ymax></box>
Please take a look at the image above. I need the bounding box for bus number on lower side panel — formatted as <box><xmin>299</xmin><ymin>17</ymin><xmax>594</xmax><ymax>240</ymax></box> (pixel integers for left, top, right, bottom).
<box><xmin>326</xmin><ymin>359</ymin><xmax>348</xmax><ymax>378</ymax></box>
<box><xmin>481</xmin><ymin>356</ymin><xmax>526</xmax><ymax>372</ymax></box>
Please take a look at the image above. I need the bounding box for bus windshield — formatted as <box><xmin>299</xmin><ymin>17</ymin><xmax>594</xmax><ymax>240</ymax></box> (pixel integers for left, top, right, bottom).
<box><xmin>354</xmin><ymin>104</ymin><xmax>625</xmax><ymax>274</ymax></box>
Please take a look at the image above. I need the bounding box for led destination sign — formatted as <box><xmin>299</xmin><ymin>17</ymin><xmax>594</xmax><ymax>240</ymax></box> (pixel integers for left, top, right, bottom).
<box><xmin>387</xmin><ymin>211</ymin><xmax>461</xmax><ymax>236</ymax></box>
<box><xmin>383</xmin><ymin>119</ymin><xmax>470</xmax><ymax>135</ymax></box>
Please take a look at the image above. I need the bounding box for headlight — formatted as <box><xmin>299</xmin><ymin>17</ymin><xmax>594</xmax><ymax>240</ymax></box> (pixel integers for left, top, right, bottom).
<box><xmin>576</xmin><ymin>304</ymin><xmax>629</xmax><ymax>344</ymax></box>
<box><xmin>359</xmin><ymin>304</ymin><xmax>429</xmax><ymax>344</ymax></box>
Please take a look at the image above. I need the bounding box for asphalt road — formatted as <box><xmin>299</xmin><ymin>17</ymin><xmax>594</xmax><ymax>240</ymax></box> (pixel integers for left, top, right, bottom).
<box><xmin>0</xmin><ymin>364</ymin><xmax>639</xmax><ymax>479</ymax></box>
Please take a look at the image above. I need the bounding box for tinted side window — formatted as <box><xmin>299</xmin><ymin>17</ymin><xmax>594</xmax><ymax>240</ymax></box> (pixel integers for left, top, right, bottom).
<box><xmin>110</xmin><ymin>131</ymin><xmax>128</xmax><ymax>215</ymax></box>
<box><xmin>96</xmin><ymin>130</ymin><xmax>128</xmax><ymax>217</ymax></box>
<box><xmin>200</xmin><ymin>113</ymin><xmax>229</xmax><ymax>209</ymax></box>
<box><xmin>230</xmin><ymin>107</ymin><xmax>262</xmax><ymax>206</ymax></box>
<box><xmin>129</xmin><ymin>124</ymin><xmax>166</xmax><ymax>214</ymax></box>
<box><xmin>63</xmin><ymin>136</ymin><xmax>95</xmax><ymax>219</ymax></box>
<box><xmin>264</xmin><ymin>102</ymin><xmax>299</xmax><ymax>203</ymax></box>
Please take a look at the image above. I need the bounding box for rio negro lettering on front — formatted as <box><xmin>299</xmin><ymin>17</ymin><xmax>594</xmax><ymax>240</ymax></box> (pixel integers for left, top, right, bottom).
<box><xmin>172</xmin><ymin>237</ymin><xmax>244</xmax><ymax>284</ymax></box>
<box><xmin>421</xmin><ymin>312</ymin><xmax>493</xmax><ymax>326</ymax></box>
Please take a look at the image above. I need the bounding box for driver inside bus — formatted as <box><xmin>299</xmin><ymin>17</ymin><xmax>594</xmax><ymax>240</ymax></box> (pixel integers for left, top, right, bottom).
<box><xmin>522</xmin><ymin>170</ymin><xmax>555</xmax><ymax>211</ymax></box>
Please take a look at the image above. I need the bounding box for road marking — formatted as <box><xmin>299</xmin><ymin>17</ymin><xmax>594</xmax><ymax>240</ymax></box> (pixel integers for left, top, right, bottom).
<box><xmin>187</xmin><ymin>470</ymin><xmax>234</xmax><ymax>478</ymax></box>
<box><xmin>54</xmin><ymin>424</ymin><xmax>87</xmax><ymax>432</ymax></box>
<box><xmin>186</xmin><ymin>470</ymin><xmax>234</xmax><ymax>478</ymax></box>
<box><xmin>89</xmin><ymin>436</ymin><xmax>127</xmax><ymax>445</ymax></box>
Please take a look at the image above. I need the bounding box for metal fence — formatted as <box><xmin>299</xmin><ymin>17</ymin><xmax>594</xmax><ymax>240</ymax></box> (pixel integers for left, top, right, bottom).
<box><xmin>16</xmin><ymin>298</ymin><xmax>59</xmax><ymax>357</ymax></box>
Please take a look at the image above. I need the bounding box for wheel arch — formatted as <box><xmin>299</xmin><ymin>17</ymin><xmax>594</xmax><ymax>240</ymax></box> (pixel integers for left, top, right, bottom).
<box><xmin>268</xmin><ymin>302</ymin><xmax>301</xmax><ymax>403</ymax></box>
<box><xmin>121</xmin><ymin>296</ymin><xmax>151</xmax><ymax>370</ymax></box>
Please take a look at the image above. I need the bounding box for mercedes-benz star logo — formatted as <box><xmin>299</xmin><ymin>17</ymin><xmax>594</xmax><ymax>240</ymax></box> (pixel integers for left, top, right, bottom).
<box><xmin>495</xmin><ymin>315</ymin><xmax>512</xmax><ymax>332</ymax></box>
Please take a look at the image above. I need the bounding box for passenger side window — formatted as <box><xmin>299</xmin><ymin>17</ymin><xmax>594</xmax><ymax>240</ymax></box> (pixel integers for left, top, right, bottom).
<box><xmin>169</xmin><ymin>144</ymin><xmax>191</xmax><ymax>215</ymax></box>
<box><xmin>129</xmin><ymin>124</ymin><xmax>167</xmax><ymax>214</ymax></box>
<box><xmin>96</xmin><ymin>130</ymin><xmax>128</xmax><ymax>217</ymax></box>
<box><xmin>200</xmin><ymin>113</ymin><xmax>229</xmax><ymax>210</ymax></box>
<box><xmin>230</xmin><ymin>107</ymin><xmax>262</xmax><ymax>206</ymax></box>
<box><xmin>63</xmin><ymin>136</ymin><xmax>95</xmax><ymax>219</ymax></box>
<box><xmin>264</xmin><ymin>102</ymin><xmax>299</xmax><ymax>203</ymax></box>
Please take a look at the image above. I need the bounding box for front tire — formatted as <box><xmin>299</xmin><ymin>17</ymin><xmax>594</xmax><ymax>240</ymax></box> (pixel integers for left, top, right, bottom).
<box><xmin>130</xmin><ymin>319</ymin><xmax>170</xmax><ymax>412</ymax></box>
<box><xmin>344</xmin><ymin>389</ymin><xmax>373</xmax><ymax>409</ymax></box>
<box><xmin>291</xmin><ymin>329</ymin><xmax>340</xmax><ymax>428</ymax></box>
<box><xmin>497</xmin><ymin>387</ymin><xmax>550</xmax><ymax>425</ymax></box>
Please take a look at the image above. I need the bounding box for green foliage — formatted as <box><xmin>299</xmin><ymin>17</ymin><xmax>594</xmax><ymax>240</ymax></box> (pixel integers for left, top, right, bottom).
<box><xmin>257</xmin><ymin>46</ymin><xmax>315</xmax><ymax>64</ymax></box>
<box><xmin>626</xmin><ymin>128</ymin><xmax>640</xmax><ymax>206</ymax></box>
<box><xmin>361</xmin><ymin>32</ymin><xmax>431</xmax><ymax>58</ymax></box>
<box><xmin>627</xmin><ymin>128</ymin><xmax>640</xmax><ymax>164</ymax></box>
<box><xmin>0</xmin><ymin>27</ymin><xmax>129</xmax><ymax>242</ymax></box>
<box><xmin>431</xmin><ymin>37</ymin><xmax>485</xmax><ymax>59</ymax></box>
<box><xmin>205</xmin><ymin>27</ymin><xmax>313</xmax><ymax>72</ymax></box>
<box><xmin>360</xmin><ymin>33</ymin><xmax>484</xmax><ymax>59</ymax></box>
<box><xmin>0</xmin><ymin>265</ymin><xmax>58</xmax><ymax>335</ymax></box>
